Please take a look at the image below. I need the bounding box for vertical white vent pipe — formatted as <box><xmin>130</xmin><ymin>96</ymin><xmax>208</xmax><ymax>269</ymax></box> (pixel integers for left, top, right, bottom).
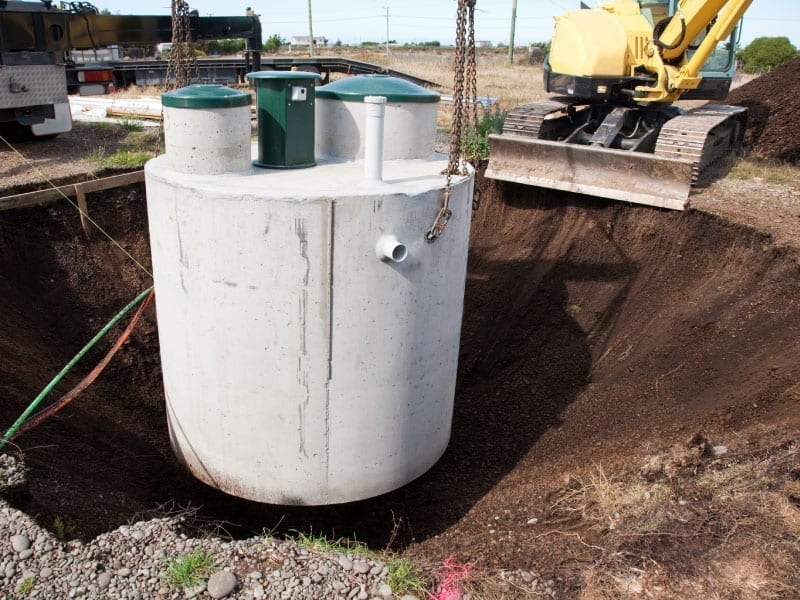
<box><xmin>364</xmin><ymin>95</ymin><xmax>387</xmax><ymax>181</ymax></box>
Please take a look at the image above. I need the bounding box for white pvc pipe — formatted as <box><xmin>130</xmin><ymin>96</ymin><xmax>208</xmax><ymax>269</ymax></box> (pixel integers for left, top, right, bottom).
<box><xmin>375</xmin><ymin>235</ymin><xmax>408</xmax><ymax>263</ymax></box>
<box><xmin>364</xmin><ymin>95</ymin><xmax>387</xmax><ymax>181</ymax></box>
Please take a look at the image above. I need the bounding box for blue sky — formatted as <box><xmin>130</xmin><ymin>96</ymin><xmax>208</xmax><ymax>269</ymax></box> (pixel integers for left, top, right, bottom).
<box><xmin>96</xmin><ymin>1</ymin><xmax>799</xmax><ymax>48</ymax></box>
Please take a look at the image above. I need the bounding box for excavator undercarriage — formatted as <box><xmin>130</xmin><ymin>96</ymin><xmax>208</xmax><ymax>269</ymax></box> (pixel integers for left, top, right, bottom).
<box><xmin>486</xmin><ymin>99</ymin><xmax>747</xmax><ymax>210</ymax></box>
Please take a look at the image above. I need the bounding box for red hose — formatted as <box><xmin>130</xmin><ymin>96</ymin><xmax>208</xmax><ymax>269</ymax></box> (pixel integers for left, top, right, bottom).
<box><xmin>12</xmin><ymin>289</ymin><xmax>155</xmax><ymax>441</ymax></box>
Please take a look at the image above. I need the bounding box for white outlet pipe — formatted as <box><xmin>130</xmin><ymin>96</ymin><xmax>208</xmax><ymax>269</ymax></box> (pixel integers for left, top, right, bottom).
<box><xmin>375</xmin><ymin>235</ymin><xmax>407</xmax><ymax>263</ymax></box>
<box><xmin>364</xmin><ymin>95</ymin><xmax>387</xmax><ymax>181</ymax></box>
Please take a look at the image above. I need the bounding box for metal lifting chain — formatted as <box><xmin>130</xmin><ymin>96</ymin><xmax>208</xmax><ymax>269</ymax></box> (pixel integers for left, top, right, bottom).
<box><xmin>426</xmin><ymin>0</ymin><xmax>478</xmax><ymax>242</ymax></box>
<box><xmin>166</xmin><ymin>0</ymin><xmax>198</xmax><ymax>90</ymax></box>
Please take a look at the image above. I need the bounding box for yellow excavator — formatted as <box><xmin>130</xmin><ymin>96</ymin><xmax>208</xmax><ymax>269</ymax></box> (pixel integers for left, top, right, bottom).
<box><xmin>486</xmin><ymin>0</ymin><xmax>754</xmax><ymax>210</ymax></box>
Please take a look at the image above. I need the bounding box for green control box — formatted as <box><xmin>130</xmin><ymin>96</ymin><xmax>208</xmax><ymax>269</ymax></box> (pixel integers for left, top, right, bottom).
<box><xmin>247</xmin><ymin>71</ymin><xmax>322</xmax><ymax>169</ymax></box>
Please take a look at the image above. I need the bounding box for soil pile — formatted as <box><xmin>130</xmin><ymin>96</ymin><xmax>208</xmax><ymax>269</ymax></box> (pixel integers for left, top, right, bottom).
<box><xmin>726</xmin><ymin>56</ymin><xmax>800</xmax><ymax>163</ymax></box>
<box><xmin>0</xmin><ymin>174</ymin><xmax>799</xmax><ymax>586</ymax></box>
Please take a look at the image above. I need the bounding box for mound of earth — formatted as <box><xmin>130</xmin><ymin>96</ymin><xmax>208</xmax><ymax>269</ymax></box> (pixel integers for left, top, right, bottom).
<box><xmin>725</xmin><ymin>56</ymin><xmax>800</xmax><ymax>163</ymax></box>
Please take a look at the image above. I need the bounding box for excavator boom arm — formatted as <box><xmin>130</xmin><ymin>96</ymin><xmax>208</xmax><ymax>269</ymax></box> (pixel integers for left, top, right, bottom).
<box><xmin>642</xmin><ymin>0</ymin><xmax>754</xmax><ymax>101</ymax></box>
<box><xmin>679</xmin><ymin>0</ymin><xmax>753</xmax><ymax>80</ymax></box>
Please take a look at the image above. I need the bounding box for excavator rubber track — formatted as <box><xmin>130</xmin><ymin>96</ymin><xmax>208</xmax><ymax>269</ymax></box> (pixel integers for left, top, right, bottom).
<box><xmin>654</xmin><ymin>103</ymin><xmax>747</xmax><ymax>185</ymax></box>
<box><xmin>486</xmin><ymin>100</ymin><xmax>747</xmax><ymax>211</ymax></box>
<box><xmin>500</xmin><ymin>99</ymin><xmax>573</xmax><ymax>139</ymax></box>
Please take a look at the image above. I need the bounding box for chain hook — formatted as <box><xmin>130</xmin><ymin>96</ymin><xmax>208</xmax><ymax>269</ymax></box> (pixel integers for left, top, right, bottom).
<box><xmin>426</xmin><ymin>206</ymin><xmax>454</xmax><ymax>242</ymax></box>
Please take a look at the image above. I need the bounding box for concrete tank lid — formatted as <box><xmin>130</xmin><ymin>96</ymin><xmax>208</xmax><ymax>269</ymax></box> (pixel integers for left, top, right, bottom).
<box><xmin>316</xmin><ymin>74</ymin><xmax>440</xmax><ymax>103</ymax></box>
<box><xmin>247</xmin><ymin>70</ymin><xmax>323</xmax><ymax>81</ymax></box>
<box><xmin>162</xmin><ymin>84</ymin><xmax>251</xmax><ymax>109</ymax></box>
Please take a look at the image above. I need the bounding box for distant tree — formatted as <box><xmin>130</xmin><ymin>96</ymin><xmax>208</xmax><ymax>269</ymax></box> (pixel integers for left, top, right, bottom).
<box><xmin>264</xmin><ymin>34</ymin><xmax>285</xmax><ymax>53</ymax></box>
<box><xmin>335</xmin><ymin>39</ymin><xmax>343</xmax><ymax>47</ymax></box>
<box><xmin>738</xmin><ymin>36</ymin><xmax>797</xmax><ymax>73</ymax></box>
<box><xmin>99</xmin><ymin>8</ymin><xmax>111</xmax><ymax>15</ymax></box>
<box><xmin>531</xmin><ymin>40</ymin><xmax>551</xmax><ymax>54</ymax></box>
<box><xmin>361</xmin><ymin>41</ymin><xmax>380</xmax><ymax>47</ymax></box>
<box><xmin>206</xmin><ymin>39</ymin><xmax>247</xmax><ymax>55</ymax></box>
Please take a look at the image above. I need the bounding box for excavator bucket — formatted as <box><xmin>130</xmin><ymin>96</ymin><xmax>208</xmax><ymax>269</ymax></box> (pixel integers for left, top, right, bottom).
<box><xmin>485</xmin><ymin>134</ymin><xmax>695</xmax><ymax>211</ymax></box>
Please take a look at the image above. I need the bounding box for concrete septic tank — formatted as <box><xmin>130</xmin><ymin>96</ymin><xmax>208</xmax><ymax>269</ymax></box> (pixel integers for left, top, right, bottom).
<box><xmin>145</xmin><ymin>83</ymin><xmax>473</xmax><ymax>505</ymax></box>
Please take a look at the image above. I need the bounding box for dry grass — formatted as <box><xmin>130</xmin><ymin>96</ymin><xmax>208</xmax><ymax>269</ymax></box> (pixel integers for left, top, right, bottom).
<box><xmin>111</xmin><ymin>84</ymin><xmax>165</xmax><ymax>100</ymax></box>
<box><xmin>729</xmin><ymin>156</ymin><xmax>800</xmax><ymax>189</ymax></box>
<box><xmin>413</xmin><ymin>433</ymin><xmax>800</xmax><ymax>598</ymax></box>
<box><xmin>548</xmin><ymin>466</ymin><xmax>673</xmax><ymax>534</ymax></box>
<box><xmin>536</xmin><ymin>433</ymin><xmax>800</xmax><ymax>599</ymax></box>
<box><xmin>380</xmin><ymin>51</ymin><xmax>546</xmax><ymax>132</ymax></box>
<box><xmin>385</xmin><ymin>52</ymin><xmax>547</xmax><ymax>108</ymax></box>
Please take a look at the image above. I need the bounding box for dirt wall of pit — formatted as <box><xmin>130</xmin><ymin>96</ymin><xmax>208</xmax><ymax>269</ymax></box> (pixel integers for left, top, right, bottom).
<box><xmin>0</xmin><ymin>175</ymin><xmax>798</xmax><ymax>568</ymax></box>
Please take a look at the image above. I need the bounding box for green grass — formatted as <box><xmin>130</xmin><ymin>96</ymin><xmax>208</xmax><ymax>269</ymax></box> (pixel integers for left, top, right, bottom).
<box><xmin>82</xmin><ymin>123</ymin><xmax>160</xmax><ymax>169</ymax></box>
<box><xmin>101</xmin><ymin>149</ymin><xmax>152</xmax><ymax>168</ymax></box>
<box><xmin>18</xmin><ymin>576</ymin><xmax>35</xmax><ymax>595</ymax></box>
<box><xmin>163</xmin><ymin>549</ymin><xmax>216</xmax><ymax>588</ymax></box>
<box><xmin>387</xmin><ymin>558</ymin><xmax>429</xmax><ymax>597</ymax></box>
<box><xmin>53</xmin><ymin>516</ymin><xmax>65</xmax><ymax>541</ymax></box>
<box><xmin>294</xmin><ymin>530</ymin><xmax>371</xmax><ymax>555</ymax></box>
<box><xmin>286</xmin><ymin>529</ymin><xmax>432</xmax><ymax>596</ymax></box>
<box><xmin>118</xmin><ymin>118</ymin><xmax>145</xmax><ymax>133</ymax></box>
<box><xmin>85</xmin><ymin>121</ymin><xmax>112</xmax><ymax>132</ymax></box>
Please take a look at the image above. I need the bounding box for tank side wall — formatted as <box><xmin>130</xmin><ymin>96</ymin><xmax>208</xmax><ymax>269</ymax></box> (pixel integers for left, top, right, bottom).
<box><xmin>145</xmin><ymin>164</ymin><xmax>333</xmax><ymax>503</ymax></box>
<box><xmin>326</xmin><ymin>174</ymin><xmax>474</xmax><ymax>501</ymax></box>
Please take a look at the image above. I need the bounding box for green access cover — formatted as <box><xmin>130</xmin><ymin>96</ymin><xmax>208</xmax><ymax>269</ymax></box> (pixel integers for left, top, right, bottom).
<box><xmin>316</xmin><ymin>74</ymin><xmax>440</xmax><ymax>103</ymax></box>
<box><xmin>162</xmin><ymin>84</ymin><xmax>251</xmax><ymax>109</ymax></box>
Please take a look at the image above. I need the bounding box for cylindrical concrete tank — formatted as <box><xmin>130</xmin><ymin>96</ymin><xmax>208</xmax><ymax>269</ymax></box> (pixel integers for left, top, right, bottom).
<box><xmin>315</xmin><ymin>74</ymin><xmax>440</xmax><ymax>160</ymax></box>
<box><xmin>146</xmin><ymin>83</ymin><xmax>473</xmax><ymax>505</ymax></box>
<box><xmin>161</xmin><ymin>84</ymin><xmax>252</xmax><ymax>175</ymax></box>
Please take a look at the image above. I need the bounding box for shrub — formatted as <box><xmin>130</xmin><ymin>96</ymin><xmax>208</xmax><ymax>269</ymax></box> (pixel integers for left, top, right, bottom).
<box><xmin>206</xmin><ymin>39</ymin><xmax>246</xmax><ymax>56</ymax></box>
<box><xmin>463</xmin><ymin>104</ymin><xmax>506</xmax><ymax>159</ymax></box>
<box><xmin>738</xmin><ymin>36</ymin><xmax>797</xmax><ymax>73</ymax></box>
<box><xmin>264</xmin><ymin>34</ymin><xmax>284</xmax><ymax>53</ymax></box>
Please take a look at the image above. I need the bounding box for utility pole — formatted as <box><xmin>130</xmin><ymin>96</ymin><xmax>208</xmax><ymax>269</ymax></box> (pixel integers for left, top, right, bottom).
<box><xmin>307</xmin><ymin>0</ymin><xmax>315</xmax><ymax>57</ymax></box>
<box><xmin>508</xmin><ymin>0</ymin><xmax>517</xmax><ymax>64</ymax></box>
<box><xmin>384</xmin><ymin>6</ymin><xmax>390</xmax><ymax>60</ymax></box>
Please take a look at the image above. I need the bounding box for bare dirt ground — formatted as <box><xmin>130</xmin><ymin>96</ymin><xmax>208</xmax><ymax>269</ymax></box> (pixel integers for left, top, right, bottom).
<box><xmin>1</xmin><ymin>64</ymin><xmax>799</xmax><ymax>597</ymax></box>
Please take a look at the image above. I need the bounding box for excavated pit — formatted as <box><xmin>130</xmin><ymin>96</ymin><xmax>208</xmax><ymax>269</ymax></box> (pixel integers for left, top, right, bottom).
<box><xmin>0</xmin><ymin>171</ymin><xmax>798</xmax><ymax>570</ymax></box>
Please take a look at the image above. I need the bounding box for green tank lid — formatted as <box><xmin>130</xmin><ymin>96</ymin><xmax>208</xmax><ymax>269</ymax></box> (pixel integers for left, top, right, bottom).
<box><xmin>247</xmin><ymin>70</ymin><xmax>323</xmax><ymax>81</ymax></box>
<box><xmin>316</xmin><ymin>74</ymin><xmax>440</xmax><ymax>103</ymax></box>
<box><xmin>162</xmin><ymin>84</ymin><xmax>251</xmax><ymax>109</ymax></box>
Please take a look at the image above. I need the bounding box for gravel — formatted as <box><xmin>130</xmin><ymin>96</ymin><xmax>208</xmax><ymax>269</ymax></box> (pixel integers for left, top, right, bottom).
<box><xmin>0</xmin><ymin>454</ymin><xmax>557</xmax><ymax>598</ymax></box>
<box><xmin>0</xmin><ymin>455</ymin><xmax>408</xmax><ymax>599</ymax></box>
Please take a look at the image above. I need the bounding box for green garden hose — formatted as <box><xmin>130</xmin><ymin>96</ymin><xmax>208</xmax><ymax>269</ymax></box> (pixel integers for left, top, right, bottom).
<box><xmin>0</xmin><ymin>286</ymin><xmax>154</xmax><ymax>450</ymax></box>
